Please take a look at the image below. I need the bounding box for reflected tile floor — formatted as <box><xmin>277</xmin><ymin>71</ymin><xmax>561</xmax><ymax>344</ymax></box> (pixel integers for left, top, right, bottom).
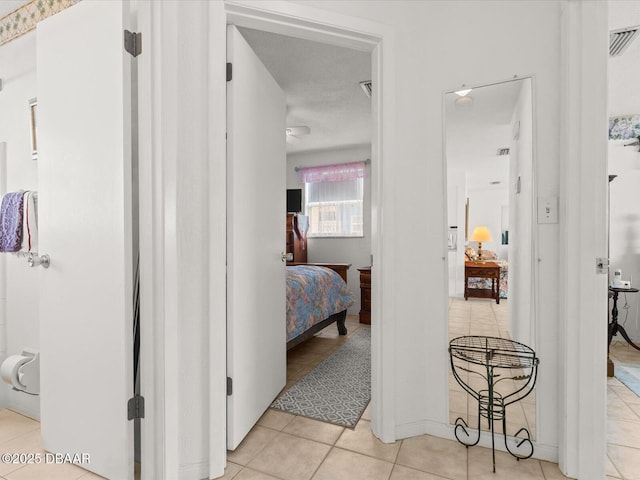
<box><xmin>448</xmin><ymin>298</ymin><xmax>536</xmax><ymax>440</ymax></box>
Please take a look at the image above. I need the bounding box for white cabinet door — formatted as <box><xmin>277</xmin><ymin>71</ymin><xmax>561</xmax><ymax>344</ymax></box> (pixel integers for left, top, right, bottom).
<box><xmin>226</xmin><ymin>25</ymin><xmax>287</xmax><ymax>450</ymax></box>
<box><xmin>37</xmin><ymin>1</ymin><xmax>134</xmax><ymax>478</ymax></box>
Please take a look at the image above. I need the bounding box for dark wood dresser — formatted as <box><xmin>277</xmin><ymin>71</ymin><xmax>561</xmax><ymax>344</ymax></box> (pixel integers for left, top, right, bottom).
<box><xmin>286</xmin><ymin>213</ymin><xmax>307</xmax><ymax>263</ymax></box>
<box><xmin>358</xmin><ymin>266</ymin><xmax>371</xmax><ymax>324</ymax></box>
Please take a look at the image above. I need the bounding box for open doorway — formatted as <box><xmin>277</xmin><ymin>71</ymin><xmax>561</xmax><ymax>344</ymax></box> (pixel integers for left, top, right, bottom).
<box><xmin>211</xmin><ymin>3</ymin><xmax>395</xmax><ymax>476</ymax></box>
<box><xmin>605</xmin><ymin>2</ymin><xmax>640</xmax><ymax>477</ymax></box>
<box><xmin>226</xmin><ymin>25</ymin><xmax>374</xmax><ymax>452</ymax></box>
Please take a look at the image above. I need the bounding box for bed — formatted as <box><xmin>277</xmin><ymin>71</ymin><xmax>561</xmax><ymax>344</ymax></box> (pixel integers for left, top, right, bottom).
<box><xmin>285</xmin><ymin>263</ymin><xmax>355</xmax><ymax>350</ymax></box>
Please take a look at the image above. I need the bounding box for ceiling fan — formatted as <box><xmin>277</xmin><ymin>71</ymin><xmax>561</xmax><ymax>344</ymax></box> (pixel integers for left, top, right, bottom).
<box><xmin>286</xmin><ymin>126</ymin><xmax>310</xmax><ymax>144</ymax></box>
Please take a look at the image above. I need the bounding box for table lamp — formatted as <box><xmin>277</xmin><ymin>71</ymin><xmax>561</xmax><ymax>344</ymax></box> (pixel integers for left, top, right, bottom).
<box><xmin>470</xmin><ymin>226</ymin><xmax>492</xmax><ymax>261</ymax></box>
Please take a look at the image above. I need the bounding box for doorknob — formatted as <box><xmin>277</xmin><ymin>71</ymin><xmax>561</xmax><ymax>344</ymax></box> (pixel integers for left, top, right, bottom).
<box><xmin>281</xmin><ymin>252</ymin><xmax>293</xmax><ymax>262</ymax></box>
<box><xmin>27</xmin><ymin>253</ymin><xmax>50</xmax><ymax>268</ymax></box>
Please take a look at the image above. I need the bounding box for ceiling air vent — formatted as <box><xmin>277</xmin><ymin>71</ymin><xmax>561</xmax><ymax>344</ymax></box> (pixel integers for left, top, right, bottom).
<box><xmin>497</xmin><ymin>148</ymin><xmax>510</xmax><ymax>156</ymax></box>
<box><xmin>610</xmin><ymin>26</ymin><xmax>640</xmax><ymax>57</ymax></box>
<box><xmin>360</xmin><ymin>81</ymin><xmax>372</xmax><ymax>98</ymax></box>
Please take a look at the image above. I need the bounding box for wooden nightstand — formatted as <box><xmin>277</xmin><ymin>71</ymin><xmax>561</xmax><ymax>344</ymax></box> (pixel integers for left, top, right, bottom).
<box><xmin>358</xmin><ymin>267</ymin><xmax>371</xmax><ymax>324</ymax></box>
<box><xmin>464</xmin><ymin>261</ymin><xmax>501</xmax><ymax>304</ymax></box>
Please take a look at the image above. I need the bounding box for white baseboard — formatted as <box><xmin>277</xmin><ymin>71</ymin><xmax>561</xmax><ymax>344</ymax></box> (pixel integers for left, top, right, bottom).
<box><xmin>8</xmin><ymin>391</ymin><xmax>40</xmax><ymax>421</ymax></box>
<box><xmin>395</xmin><ymin>420</ymin><xmax>558</xmax><ymax>463</ymax></box>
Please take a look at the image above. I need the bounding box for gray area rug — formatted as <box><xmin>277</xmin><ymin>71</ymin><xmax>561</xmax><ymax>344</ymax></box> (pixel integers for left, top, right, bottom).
<box><xmin>616</xmin><ymin>364</ymin><xmax>640</xmax><ymax>397</ymax></box>
<box><xmin>271</xmin><ymin>327</ymin><xmax>370</xmax><ymax>428</ymax></box>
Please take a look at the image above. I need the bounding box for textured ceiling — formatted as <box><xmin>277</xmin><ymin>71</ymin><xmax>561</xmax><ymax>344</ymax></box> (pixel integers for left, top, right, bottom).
<box><xmin>0</xmin><ymin>3</ymin><xmax>371</xmax><ymax>155</ymax></box>
<box><xmin>238</xmin><ymin>26</ymin><xmax>522</xmax><ymax>164</ymax></box>
<box><xmin>238</xmin><ymin>27</ymin><xmax>372</xmax><ymax>154</ymax></box>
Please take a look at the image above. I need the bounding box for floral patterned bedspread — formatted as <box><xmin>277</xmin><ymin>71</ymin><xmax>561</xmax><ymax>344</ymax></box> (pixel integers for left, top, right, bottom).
<box><xmin>286</xmin><ymin>265</ymin><xmax>355</xmax><ymax>342</ymax></box>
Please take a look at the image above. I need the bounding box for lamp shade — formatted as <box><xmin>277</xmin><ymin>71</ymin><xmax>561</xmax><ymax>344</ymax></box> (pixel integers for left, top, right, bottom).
<box><xmin>470</xmin><ymin>226</ymin><xmax>492</xmax><ymax>243</ymax></box>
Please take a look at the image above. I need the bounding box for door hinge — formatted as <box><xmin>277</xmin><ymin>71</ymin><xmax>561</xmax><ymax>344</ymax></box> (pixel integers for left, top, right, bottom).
<box><xmin>227</xmin><ymin>63</ymin><xmax>232</xmax><ymax>82</ymax></box>
<box><xmin>124</xmin><ymin>30</ymin><xmax>142</xmax><ymax>57</ymax></box>
<box><xmin>227</xmin><ymin>377</ymin><xmax>233</xmax><ymax>396</ymax></box>
<box><xmin>127</xmin><ymin>394</ymin><xmax>145</xmax><ymax>420</ymax></box>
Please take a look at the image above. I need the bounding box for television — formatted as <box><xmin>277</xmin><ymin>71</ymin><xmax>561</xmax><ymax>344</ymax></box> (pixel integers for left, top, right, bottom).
<box><xmin>287</xmin><ymin>189</ymin><xmax>302</xmax><ymax>213</ymax></box>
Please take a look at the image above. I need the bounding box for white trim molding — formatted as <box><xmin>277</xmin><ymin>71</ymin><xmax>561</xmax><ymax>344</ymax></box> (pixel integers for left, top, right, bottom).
<box><xmin>221</xmin><ymin>0</ymin><xmax>398</xmax><ymax>454</ymax></box>
<box><xmin>139</xmin><ymin>1</ymin><xmax>219</xmax><ymax>478</ymax></box>
<box><xmin>140</xmin><ymin>1</ymin><xmax>398</xmax><ymax>477</ymax></box>
<box><xmin>558</xmin><ymin>1</ymin><xmax>609</xmax><ymax>478</ymax></box>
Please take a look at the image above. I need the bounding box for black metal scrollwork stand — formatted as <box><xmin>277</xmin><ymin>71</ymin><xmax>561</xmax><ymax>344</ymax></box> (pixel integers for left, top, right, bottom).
<box><xmin>449</xmin><ymin>336</ymin><xmax>539</xmax><ymax>473</ymax></box>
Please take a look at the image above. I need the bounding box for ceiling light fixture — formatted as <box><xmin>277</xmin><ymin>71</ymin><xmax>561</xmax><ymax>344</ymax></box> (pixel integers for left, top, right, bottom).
<box><xmin>454</xmin><ymin>96</ymin><xmax>473</xmax><ymax>107</ymax></box>
<box><xmin>455</xmin><ymin>88</ymin><xmax>472</xmax><ymax>97</ymax></box>
<box><xmin>285</xmin><ymin>126</ymin><xmax>311</xmax><ymax>144</ymax></box>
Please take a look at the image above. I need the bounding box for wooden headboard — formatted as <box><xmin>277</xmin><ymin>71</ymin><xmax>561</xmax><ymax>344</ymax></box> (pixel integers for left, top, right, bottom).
<box><xmin>286</xmin><ymin>262</ymin><xmax>351</xmax><ymax>283</ymax></box>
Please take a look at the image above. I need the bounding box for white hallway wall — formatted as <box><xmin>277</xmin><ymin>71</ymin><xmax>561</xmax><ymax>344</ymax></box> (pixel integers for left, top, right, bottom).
<box><xmin>284</xmin><ymin>0</ymin><xmax>562</xmax><ymax>451</ymax></box>
<box><xmin>467</xmin><ymin>184</ymin><xmax>509</xmax><ymax>262</ymax></box>
<box><xmin>139</xmin><ymin>0</ymin><xmax>607</xmax><ymax>477</ymax></box>
<box><xmin>0</xmin><ymin>31</ymin><xmax>40</xmax><ymax>419</ymax></box>
<box><xmin>287</xmin><ymin>144</ymin><xmax>372</xmax><ymax>315</ymax></box>
<box><xmin>0</xmin><ymin>1</ymin><xmax>605</xmax><ymax>477</ymax></box>
<box><xmin>608</xmin><ymin>1</ymin><xmax>640</xmax><ymax>344</ymax></box>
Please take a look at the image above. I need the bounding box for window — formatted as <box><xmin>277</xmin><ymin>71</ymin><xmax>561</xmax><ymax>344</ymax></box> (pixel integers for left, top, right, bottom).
<box><xmin>298</xmin><ymin>162</ymin><xmax>366</xmax><ymax>238</ymax></box>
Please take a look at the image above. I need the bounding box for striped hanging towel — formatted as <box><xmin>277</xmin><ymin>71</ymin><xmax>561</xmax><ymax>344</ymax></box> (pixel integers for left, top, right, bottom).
<box><xmin>0</xmin><ymin>192</ymin><xmax>24</xmax><ymax>252</ymax></box>
<box><xmin>20</xmin><ymin>191</ymin><xmax>38</xmax><ymax>253</ymax></box>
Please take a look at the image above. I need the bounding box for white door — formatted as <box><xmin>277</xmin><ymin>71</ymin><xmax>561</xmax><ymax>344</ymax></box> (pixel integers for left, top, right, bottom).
<box><xmin>227</xmin><ymin>25</ymin><xmax>287</xmax><ymax>450</ymax></box>
<box><xmin>37</xmin><ymin>1</ymin><xmax>134</xmax><ymax>479</ymax></box>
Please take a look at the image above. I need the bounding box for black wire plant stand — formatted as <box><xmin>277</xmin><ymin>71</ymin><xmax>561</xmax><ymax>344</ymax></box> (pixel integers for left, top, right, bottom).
<box><xmin>448</xmin><ymin>335</ymin><xmax>539</xmax><ymax>473</ymax></box>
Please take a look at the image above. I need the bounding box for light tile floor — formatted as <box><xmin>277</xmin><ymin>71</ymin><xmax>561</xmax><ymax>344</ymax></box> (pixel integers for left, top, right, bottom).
<box><xmin>0</xmin><ymin>409</ymin><xmax>103</xmax><ymax>479</ymax></box>
<box><xmin>607</xmin><ymin>339</ymin><xmax>640</xmax><ymax>479</ymax></box>
<box><xmin>0</xmin><ymin>308</ymin><xmax>637</xmax><ymax>479</ymax></box>
<box><xmin>222</xmin><ymin>312</ymin><xmax>568</xmax><ymax>480</ymax></box>
<box><xmin>223</xmin><ymin>304</ymin><xmax>640</xmax><ymax>480</ymax></box>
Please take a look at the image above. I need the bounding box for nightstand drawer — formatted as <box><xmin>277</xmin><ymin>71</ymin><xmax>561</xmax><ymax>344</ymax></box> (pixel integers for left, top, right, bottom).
<box><xmin>467</xmin><ymin>267</ymin><xmax>499</xmax><ymax>277</ymax></box>
<box><xmin>465</xmin><ymin>261</ymin><xmax>501</xmax><ymax>304</ymax></box>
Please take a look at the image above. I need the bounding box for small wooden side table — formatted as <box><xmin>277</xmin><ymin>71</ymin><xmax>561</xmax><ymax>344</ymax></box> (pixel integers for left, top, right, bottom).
<box><xmin>358</xmin><ymin>267</ymin><xmax>371</xmax><ymax>324</ymax></box>
<box><xmin>464</xmin><ymin>261</ymin><xmax>501</xmax><ymax>304</ymax></box>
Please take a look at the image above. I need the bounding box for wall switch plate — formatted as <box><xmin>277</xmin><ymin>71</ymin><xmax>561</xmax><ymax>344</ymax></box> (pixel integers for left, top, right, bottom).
<box><xmin>537</xmin><ymin>195</ymin><xmax>558</xmax><ymax>224</ymax></box>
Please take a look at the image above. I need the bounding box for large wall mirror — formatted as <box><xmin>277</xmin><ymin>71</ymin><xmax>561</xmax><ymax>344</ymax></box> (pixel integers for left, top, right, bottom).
<box><xmin>445</xmin><ymin>77</ymin><xmax>537</xmax><ymax>441</ymax></box>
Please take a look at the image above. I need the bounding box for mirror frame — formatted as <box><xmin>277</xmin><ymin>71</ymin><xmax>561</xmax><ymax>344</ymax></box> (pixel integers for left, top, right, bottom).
<box><xmin>442</xmin><ymin>74</ymin><xmax>539</xmax><ymax>441</ymax></box>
